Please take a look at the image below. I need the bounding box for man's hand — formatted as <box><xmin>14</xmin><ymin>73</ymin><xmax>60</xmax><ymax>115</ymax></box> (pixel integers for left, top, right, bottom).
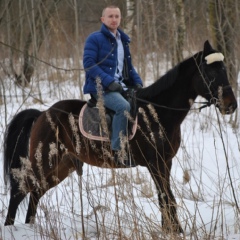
<box><xmin>135</xmin><ymin>84</ymin><xmax>142</xmax><ymax>89</ymax></box>
<box><xmin>108</xmin><ymin>81</ymin><xmax>123</xmax><ymax>92</ymax></box>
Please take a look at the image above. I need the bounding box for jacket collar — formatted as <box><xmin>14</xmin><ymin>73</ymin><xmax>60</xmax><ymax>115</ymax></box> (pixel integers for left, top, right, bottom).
<box><xmin>100</xmin><ymin>24</ymin><xmax>130</xmax><ymax>43</ymax></box>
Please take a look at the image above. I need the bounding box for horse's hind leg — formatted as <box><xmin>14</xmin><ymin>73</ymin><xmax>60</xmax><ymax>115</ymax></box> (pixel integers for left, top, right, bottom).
<box><xmin>5</xmin><ymin>182</ymin><xmax>28</xmax><ymax>225</ymax></box>
<box><xmin>24</xmin><ymin>155</ymin><xmax>83</xmax><ymax>224</ymax></box>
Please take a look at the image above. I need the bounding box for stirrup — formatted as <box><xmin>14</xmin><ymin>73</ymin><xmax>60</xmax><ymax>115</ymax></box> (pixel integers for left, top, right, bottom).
<box><xmin>113</xmin><ymin>151</ymin><xmax>136</xmax><ymax>168</ymax></box>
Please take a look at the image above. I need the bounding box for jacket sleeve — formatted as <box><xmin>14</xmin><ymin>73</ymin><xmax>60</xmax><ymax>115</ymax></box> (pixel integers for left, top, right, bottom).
<box><xmin>131</xmin><ymin>67</ymin><xmax>143</xmax><ymax>86</ymax></box>
<box><xmin>83</xmin><ymin>35</ymin><xmax>114</xmax><ymax>88</ymax></box>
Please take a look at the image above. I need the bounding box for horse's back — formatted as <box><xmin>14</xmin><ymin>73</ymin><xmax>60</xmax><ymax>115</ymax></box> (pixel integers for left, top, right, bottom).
<box><xmin>50</xmin><ymin>99</ymin><xmax>86</xmax><ymax>114</ymax></box>
<box><xmin>30</xmin><ymin>99</ymin><xmax>86</xmax><ymax>150</ymax></box>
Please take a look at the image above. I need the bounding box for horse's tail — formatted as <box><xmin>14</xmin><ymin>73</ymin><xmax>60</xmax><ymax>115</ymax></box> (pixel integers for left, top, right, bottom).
<box><xmin>3</xmin><ymin>109</ymin><xmax>42</xmax><ymax>185</ymax></box>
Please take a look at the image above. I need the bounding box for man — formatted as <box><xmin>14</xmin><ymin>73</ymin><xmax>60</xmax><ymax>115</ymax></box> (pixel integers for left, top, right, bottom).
<box><xmin>83</xmin><ymin>5</ymin><xmax>143</xmax><ymax>166</ymax></box>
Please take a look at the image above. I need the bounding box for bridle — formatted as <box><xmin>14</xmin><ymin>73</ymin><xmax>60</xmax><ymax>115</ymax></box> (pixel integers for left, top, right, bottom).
<box><xmin>199</xmin><ymin>57</ymin><xmax>232</xmax><ymax>111</ymax></box>
<box><xmin>135</xmin><ymin>86</ymin><xmax>231</xmax><ymax>113</ymax></box>
<box><xmin>135</xmin><ymin>53</ymin><xmax>230</xmax><ymax>112</ymax></box>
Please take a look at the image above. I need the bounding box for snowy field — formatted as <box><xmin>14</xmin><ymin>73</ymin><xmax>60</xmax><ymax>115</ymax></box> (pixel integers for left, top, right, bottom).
<box><xmin>0</xmin><ymin>67</ymin><xmax>239</xmax><ymax>239</ymax></box>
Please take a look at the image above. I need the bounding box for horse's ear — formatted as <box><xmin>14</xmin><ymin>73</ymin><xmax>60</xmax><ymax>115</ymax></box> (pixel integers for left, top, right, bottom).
<box><xmin>203</xmin><ymin>40</ymin><xmax>214</xmax><ymax>56</ymax></box>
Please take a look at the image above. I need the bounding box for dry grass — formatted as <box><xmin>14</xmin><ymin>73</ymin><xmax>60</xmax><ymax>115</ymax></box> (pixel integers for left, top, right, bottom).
<box><xmin>5</xmin><ymin>108</ymin><xmax>239</xmax><ymax>239</ymax></box>
<box><xmin>0</xmin><ymin>59</ymin><xmax>239</xmax><ymax>240</ymax></box>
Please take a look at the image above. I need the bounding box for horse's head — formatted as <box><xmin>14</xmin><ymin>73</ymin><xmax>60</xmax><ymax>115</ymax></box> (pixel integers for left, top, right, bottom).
<box><xmin>194</xmin><ymin>40</ymin><xmax>237</xmax><ymax>114</ymax></box>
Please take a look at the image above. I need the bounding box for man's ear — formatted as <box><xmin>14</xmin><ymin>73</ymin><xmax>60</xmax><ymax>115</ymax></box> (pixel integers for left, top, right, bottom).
<box><xmin>100</xmin><ymin>17</ymin><xmax>104</xmax><ymax>23</ymax></box>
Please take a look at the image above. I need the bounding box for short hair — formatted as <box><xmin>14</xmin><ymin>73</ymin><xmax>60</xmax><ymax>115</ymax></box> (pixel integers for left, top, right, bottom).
<box><xmin>102</xmin><ymin>5</ymin><xmax>120</xmax><ymax>16</ymax></box>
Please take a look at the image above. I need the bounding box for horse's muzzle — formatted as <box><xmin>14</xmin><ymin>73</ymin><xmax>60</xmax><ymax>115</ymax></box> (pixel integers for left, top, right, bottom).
<box><xmin>218</xmin><ymin>101</ymin><xmax>237</xmax><ymax>114</ymax></box>
<box><xmin>211</xmin><ymin>86</ymin><xmax>237</xmax><ymax>115</ymax></box>
<box><xmin>216</xmin><ymin>94</ymin><xmax>237</xmax><ymax>115</ymax></box>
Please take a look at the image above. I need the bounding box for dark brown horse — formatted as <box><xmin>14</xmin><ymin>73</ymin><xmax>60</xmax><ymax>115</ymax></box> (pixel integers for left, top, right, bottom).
<box><xmin>3</xmin><ymin>41</ymin><xmax>237</xmax><ymax>233</ymax></box>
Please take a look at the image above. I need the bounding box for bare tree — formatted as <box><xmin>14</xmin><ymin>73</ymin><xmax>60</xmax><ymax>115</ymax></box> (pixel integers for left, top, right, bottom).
<box><xmin>0</xmin><ymin>0</ymin><xmax>63</xmax><ymax>85</ymax></box>
<box><xmin>174</xmin><ymin>0</ymin><xmax>185</xmax><ymax>63</ymax></box>
<box><xmin>208</xmin><ymin>0</ymin><xmax>238</xmax><ymax>88</ymax></box>
<box><xmin>20</xmin><ymin>0</ymin><xmax>63</xmax><ymax>85</ymax></box>
<box><xmin>0</xmin><ymin>0</ymin><xmax>239</xmax><ymax>93</ymax></box>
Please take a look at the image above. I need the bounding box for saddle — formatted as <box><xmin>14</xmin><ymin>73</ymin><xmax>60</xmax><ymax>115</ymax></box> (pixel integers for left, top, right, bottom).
<box><xmin>79</xmin><ymin>89</ymin><xmax>138</xmax><ymax>142</ymax></box>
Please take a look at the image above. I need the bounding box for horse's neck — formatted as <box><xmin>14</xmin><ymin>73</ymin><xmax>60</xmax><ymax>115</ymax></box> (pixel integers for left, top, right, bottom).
<box><xmin>154</xmin><ymin>57</ymin><xmax>200</xmax><ymax>125</ymax></box>
<box><xmin>161</xmin><ymin>65</ymin><xmax>198</xmax><ymax>108</ymax></box>
<box><xmin>137</xmin><ymin>53</ymin><xmax>202</xmax><ymax>125</ymax></box>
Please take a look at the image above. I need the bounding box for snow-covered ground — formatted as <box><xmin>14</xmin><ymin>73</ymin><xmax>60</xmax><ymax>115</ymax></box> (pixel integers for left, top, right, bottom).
<box><xmin>0</xmin><ymin>68</ymin><xmax>239</xmax><ymax>239</ymax></box>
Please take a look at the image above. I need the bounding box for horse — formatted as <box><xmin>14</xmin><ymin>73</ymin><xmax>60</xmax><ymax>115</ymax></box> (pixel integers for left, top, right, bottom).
<box><xmin>3</xmin><ymin>41</ymin><xmax>237</xmax><ymax>233</ymax></box>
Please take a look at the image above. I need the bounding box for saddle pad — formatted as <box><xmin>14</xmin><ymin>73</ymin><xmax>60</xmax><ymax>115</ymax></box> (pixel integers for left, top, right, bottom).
<box><xmin>79</xmin><ymin>103</ymin><xmax>138</xmax><ymax>141</ymax></box>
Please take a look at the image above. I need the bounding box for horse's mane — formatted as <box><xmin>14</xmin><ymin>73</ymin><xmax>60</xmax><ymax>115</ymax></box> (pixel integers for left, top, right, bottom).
<box><xmin>137</xmin><ymin>64</ymin><xmax>180</xmax><ymax>99</ymax></box>
<box><xmin>136</xmin><ymin>50</ymin><xmax>205</xmax><ymax>100</ymax></box>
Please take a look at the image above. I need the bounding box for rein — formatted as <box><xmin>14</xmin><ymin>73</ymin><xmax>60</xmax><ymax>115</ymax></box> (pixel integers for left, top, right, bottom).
<box><xmin>135</xmin><ymin>97</ymin><xmax>212</xmax><ymax>112</ymax></box>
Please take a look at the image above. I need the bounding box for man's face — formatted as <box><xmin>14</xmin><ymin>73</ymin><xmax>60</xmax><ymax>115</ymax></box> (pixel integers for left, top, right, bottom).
<box><xmin>101</xmin><ymin>7</ymin><xmax>121</xmax><ymax>33</ymax></box>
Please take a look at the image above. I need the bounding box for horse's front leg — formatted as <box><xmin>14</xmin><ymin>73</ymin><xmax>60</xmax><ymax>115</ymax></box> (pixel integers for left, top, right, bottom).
<box><xmin>148</xmin><ymin>162</ymin><xmax>183</xmax><ymax>234</ymax></box>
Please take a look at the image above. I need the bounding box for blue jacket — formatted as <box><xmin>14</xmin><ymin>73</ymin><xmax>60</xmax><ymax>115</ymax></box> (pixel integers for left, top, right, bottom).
<box><xmin>83</xmin><ymin>24</ymin><xmax>142</xmax><ymax>94</ymax></box>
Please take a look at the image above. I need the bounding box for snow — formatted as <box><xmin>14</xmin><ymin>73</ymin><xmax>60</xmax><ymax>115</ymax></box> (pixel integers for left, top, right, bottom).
<box><xmin>0</xmin><ymin>70</ymin><xmax>239</xmax><ymax>239</ymax></box>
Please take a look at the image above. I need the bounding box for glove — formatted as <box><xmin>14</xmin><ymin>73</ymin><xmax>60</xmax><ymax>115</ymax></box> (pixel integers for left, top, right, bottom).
<box><xmin>108</xmin><ymin>81</ymin><xmax>123</xmax><ymax>92</ymax></box>
<box><xmin>135</xmin><ymin>84</ymin><xmax>142</xmax><ymax>89</ymax></box>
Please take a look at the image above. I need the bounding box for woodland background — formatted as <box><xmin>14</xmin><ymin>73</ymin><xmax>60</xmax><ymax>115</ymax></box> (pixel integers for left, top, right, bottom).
<box><xmin>0</xmin><ymin>1</ymin><xmax>240</xmax><ymax>239</ymax></box>
<box><xmin>0</xmin><ymin>0</ymin><xmax>239</xmax><ymax>100</ymax></box>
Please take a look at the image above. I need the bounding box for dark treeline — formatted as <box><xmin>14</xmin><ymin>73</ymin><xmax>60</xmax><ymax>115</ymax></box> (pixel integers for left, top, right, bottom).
<box><xmin>0</xmin><ymin>0</ymin><xmax>239</xmax><ymax>90</ymax></box>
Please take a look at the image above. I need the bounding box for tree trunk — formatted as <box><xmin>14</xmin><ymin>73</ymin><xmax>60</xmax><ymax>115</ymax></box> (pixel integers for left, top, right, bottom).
<box><xmin>208</xmin><ymin>0</ymin><xmax>237</xmax><ymax>88</ymax></box>
<box><xmin>17</xmin><ymin>0</ymin><xmax>63</xmax><ymax>86</ymax></box>
<box><xmin>166</xmin><ymin>0</ymin><xmax>186</xmax><ymax>66</ymax></box>
<box><xmin>175</xmin><ymin>0</ymin><xmax>185</xmax><ymax>63</ymax></box>
<box><xmin>209</xmin><ymin>0</ymin><xmax>238</xmax><ymax>126</ymax></box>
